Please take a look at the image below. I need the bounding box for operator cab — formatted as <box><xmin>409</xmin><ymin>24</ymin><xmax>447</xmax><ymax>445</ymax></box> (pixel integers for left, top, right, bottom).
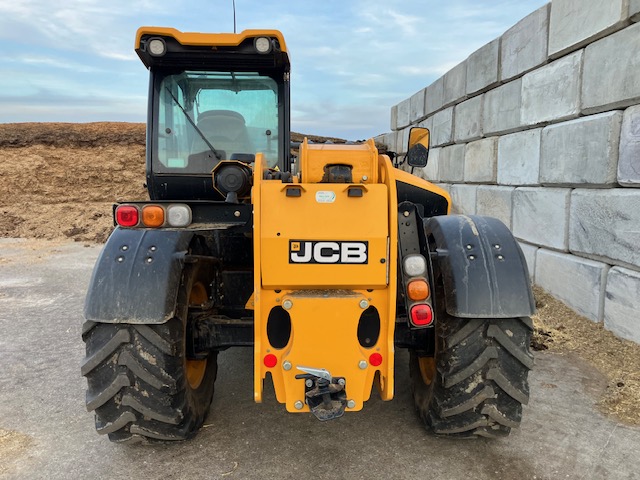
<box><xmin>136</xmin><ymin>28</ymin><xmax>291</xmax><ymax>200</ymax></box>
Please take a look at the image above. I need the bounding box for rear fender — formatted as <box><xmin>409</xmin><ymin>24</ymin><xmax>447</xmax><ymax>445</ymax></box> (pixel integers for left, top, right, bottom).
<box><xmin>424</xmin><ymin>215</ymin><xmax>535</xmax><ymax>318</ymax></box>
<box><xmin>84</xmin><ymin>227</ymin><xmax>194</xmax><ymax>324</ymax></box>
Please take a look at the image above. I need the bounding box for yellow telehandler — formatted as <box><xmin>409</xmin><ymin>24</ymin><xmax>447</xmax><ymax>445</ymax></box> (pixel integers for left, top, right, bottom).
<box><xmin>82</xmin><ymin>27</ymin><xmax>535</xmax><ymax>442</ymax></box>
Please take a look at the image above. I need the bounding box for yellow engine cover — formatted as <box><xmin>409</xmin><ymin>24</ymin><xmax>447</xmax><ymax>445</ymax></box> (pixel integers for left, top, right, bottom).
<box><xmin>299</xmin><ymin>138</ymin><xmax>379</xmax><ymax>184</ymax></box>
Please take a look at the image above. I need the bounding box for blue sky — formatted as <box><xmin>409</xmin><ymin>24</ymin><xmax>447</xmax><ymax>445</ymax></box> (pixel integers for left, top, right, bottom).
<box><xmin>0</xmin><ymin>0</ymin><xmax>547</xmax><ymax>140</ymax></box>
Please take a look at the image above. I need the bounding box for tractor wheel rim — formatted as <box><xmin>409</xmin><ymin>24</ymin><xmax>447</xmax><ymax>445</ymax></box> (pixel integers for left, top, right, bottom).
<box><xmin>186</xmin><ymin>358</ymin><xmax>207</xmax><ymax>390</ymax></box>
<box><xmin>186</xmin><ymin>280</ymin><xmax>208</xmax><ymax>390</ymax></box>
<box><xmin>418</xmin><ymin>357</ymin><xmax>436</xmax><ymax>386</ymax></box>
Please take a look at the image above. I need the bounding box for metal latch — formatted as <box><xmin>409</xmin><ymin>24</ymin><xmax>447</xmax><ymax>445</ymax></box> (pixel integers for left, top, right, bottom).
<box><xmin>296</xmin><ymin>366</ymin><xmax>347</xmax><ymax>421</ymax></box>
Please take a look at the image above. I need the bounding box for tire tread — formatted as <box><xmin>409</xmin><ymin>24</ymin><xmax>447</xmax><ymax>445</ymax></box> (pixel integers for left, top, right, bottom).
<box><xmin>82</xmin><ymin>321</ymin><xmax>216</xmax><ymax>443</ymax></box>
<box><xmin>411</xmin><ymin>316</ymin><xmax>533</xmax><ymax>438</ymax></box>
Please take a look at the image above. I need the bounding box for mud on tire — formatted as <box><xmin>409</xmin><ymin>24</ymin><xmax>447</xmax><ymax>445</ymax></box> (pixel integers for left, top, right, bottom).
<box><xmin>410</xmin><ymin>316</ymin><xmax>534</xmax><ymax>438</ymax></box>
<box><xmin>81</xmin><ymin>265</ymin><xmax>217</xmax><ymax>443</ymax></box>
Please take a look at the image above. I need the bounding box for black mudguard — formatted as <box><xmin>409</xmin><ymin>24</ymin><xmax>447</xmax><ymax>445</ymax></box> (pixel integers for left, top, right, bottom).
<box><xmin>424</xmin><ymin>215</ymin><xmax>535</xmax><ymax>319</ymax></box>
<box><xmin>84</xmin><ymin>227</ymin><xmax>194</xmax><ymax>324</ymax></box>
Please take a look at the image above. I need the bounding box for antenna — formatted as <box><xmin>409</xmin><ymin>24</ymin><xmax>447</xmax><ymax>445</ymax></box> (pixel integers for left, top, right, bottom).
<box><xmin>233</xmin><ymin>0</ymin><xmax>237</xmax><ymax>33</ymax></box>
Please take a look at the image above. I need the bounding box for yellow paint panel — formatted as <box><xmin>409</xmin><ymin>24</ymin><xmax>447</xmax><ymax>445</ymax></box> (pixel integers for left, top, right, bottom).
<box><xmin>300</xmin><ymin>138</ymin><xmax>378</xmax><ymax>184</ymax></box>
<box><xmin>135</xmin><ymin>27</ymin><xmax>288</xmax><ymax>53</ymax></box>
<box><xmin>253</xmin><ymin>154</ymin><xmax>266</xmax><ymax>403</ymax></box>
<box><xmin>262</xmin><ymin>291</ymin><xmax>393</xmax><ymax>412</ymax></box>
<box><xmin>260</xmin><ymin>182</ymin><xmax>389</xmax><ymax>288</ymax></box>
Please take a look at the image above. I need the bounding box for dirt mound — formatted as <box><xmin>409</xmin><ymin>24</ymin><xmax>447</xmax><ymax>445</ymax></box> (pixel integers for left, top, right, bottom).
<box><xmin>0</xmin><ymin>123</ymin><xmax>148</xmax><ymax>243</ymax></box>
<box><xmin>0</xmin><ymin>122</ymin><xmax>146</xmax><ymax>148</ymax></box>
<box><xmin>290</xmin><ymin>131</ymin><xmax>347</xmax><ymax>144</ymax></box>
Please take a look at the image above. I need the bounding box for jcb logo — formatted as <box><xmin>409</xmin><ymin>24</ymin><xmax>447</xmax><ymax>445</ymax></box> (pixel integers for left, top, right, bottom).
<box><xmin>289</xmin><ymin>240</ymin><xmax>368</xmax><ymax>264</ymax></box>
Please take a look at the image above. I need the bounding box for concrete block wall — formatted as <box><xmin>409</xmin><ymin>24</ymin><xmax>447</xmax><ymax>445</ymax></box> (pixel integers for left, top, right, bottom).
<box><xmin>375</xmin><ymin>0</ymin><xmax>640</xmax><ymax>344</ymax></box>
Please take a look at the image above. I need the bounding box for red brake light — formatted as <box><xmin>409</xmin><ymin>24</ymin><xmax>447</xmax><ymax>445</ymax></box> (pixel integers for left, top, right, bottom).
<box><xmin>410</xmin><ymin>304</ymin><xmax>433</xmax><ymax>326</ymax></box>
<box><xmin>116</xmin><ymin>205</ymin><xmax>139</xmax><ymax>227</ymax></box>
<box><xmin>369</xmin><ymin>353</ymin><xmax>383</xmax><ymax>367</ymax></box>
<box><xmin>264</xmin><ymin>354</ymin><xmax>277</xmax><ymax>368</ymax></box>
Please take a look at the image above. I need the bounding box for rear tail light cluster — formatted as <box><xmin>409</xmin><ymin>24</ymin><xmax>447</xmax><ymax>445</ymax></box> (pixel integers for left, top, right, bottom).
<box><xmin>115</xmin><ymin>204</ymin><xmax>192</xmax><ymax>228</ymax></box>
<box><xmin>403</xmin><ymin>254</ymin><xmax>434</xmax><ymax>328</ymax></box>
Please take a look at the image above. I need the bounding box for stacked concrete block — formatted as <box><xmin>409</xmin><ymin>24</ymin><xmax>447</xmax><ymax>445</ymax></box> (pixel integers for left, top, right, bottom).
<box><xmin>422</xmin><ymin>147</ymin><xmax>440</xmax><ymax>182</ymax></box>
<box><xmin>443</xmin><ymin>62</ymin><xmax>467</xmax><ymax>107</ymax></box>
<box><xmin>570</xmin><ymin>189</ymin><xmax>640</xmax><ymax>269</ymax></box>
<box><xmin>435</xmin><ymin>183</ymin><xmax>451</xmax><ymax>195</ymax></box>
<box><xmin>454</xmin><ymin>95</ymin><xmax>483</xmax><ymax>143</ymax></box>
<box><xmin>373</xmin><ymin>132</ymin><xmax>397</xmax><ymax>153</ymax></box>
<box><xmin>517</xmin><ymin>241</ymin><xmax>538</xmax><ymax>282</ymax></box>
<box><xmin>540</xmin><ymin>112</ymin><xmax>622</xmax><ymax>186</ymax></box>
<box><xmin>386</xmin><ymin>131</ymin><xmax>399</xmax><ymax>153</ymax></box>
<box><xmin>521</xmin><ymin>51</ymin><xmax>582</xmax><ymax>126</ymax></box>
<box><xmin>605</xmin><ymin>268</ymin><xmax>640</xmax><ymax>343</ymax></box>
<box><xmin>497</xmin><ymin>129</ymin><xmax>541</xmax><ymax>186</ymax></box>
<box><xmin>466</xmin><ymin>39</ymin><xmax>500</xmax><ymax>95</ymax></box>
<box><xmin>390</xmin><ymin>105</ymin><xmax>398</xmax><ymax>131</ymax></box>
<box><xmin>632</xmin><ymin>0</ymin><xmax>640</xmax><ymax>22</ymax></box>
<box><xmin>501</xmin><ymin>5</ymin><xmax>550</xmax><ymax>81</ymax></box>
<box><xmin>548</xmin><ymin>0</ymin><xmax>629</xmax><ymax>58</ymax></box>
<box><xmin>430</xmin><ymin>107</ymin><xmax>453</xmax><ymax>147</ymax></box>
<box><xmin>396</xmin><ymin>98</ymin><xmax>411</xmax><ymax>129</ymax></box>
<box><xmin>409</xmin><ymin>89</ymin><xmax>426</xmax><ymax>123</ymax></box>
<box><xmin>582</xmin><ymin>23</ymin><xmax>640</xmax><ymax>114</ymax></box>
<box><xmin>535</xmin><ymin>250</ymin><xmax>608</xmax><ymax>322</ymax></box>
<box><xmin>476</xmin><ymin>186</ymin><xmax>513</xmax><ymax>229</ymax></box>
<box><xmin>425</xmin><ymin>77</ymin><xmax>444</xmax><ymax>117</ymax></box>
<box><xmin>398</xmin><ymin>127</ymin><xmax>411</xmax><ymax>154</ymax></box>
<box><xmin>464</xmin><ymin>138</ymin><xmax>497</xmax><ymax>183</ymax></box>
<box><xmin>438</xmin><ymin>144</ymin><xmax>465</xmax><ymax>183</ymax></box>
<box><xmin>449</xmin><ymin>184</ymin><xmax>477</xmax><ymax>215</ymax></box>
<box><xmin>417</xmin><ymin>115</ymin><xmax>433</xmax><ymax>129</ymax></box>
<box><xmin>382</xmin><ymin>0</ymin><xmax>640</xmax><ymax>344</ymax></box>
<box><xmin>619</xmin><ymin>105</ymin><xmax>640</xmax><ymax>185</ymax></box>
<box><xmin>513</xmin><ymin>188</ymin><xmax>570</xmax><ymax>250</ymax></box>
<box><xmin>483</xmin><ymin>80</ymin><xmax>522</xmax><ymax>135</ymax></box>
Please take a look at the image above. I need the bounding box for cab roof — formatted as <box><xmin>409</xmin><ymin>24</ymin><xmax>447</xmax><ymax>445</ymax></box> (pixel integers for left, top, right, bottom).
<box><xmin>135</xmin><ymin>27</ymin><xmax>290</xmax><ymax>72</ymax></box>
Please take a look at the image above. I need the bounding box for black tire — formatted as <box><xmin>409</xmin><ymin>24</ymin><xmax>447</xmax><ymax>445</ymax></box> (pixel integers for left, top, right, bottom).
<box><xmin>410</xmin><ymin>315</ymin><xmax>534</xmax><ymax>438</ymax></box>
<box><xmin>81</xmin><ymin>264</ymin><xmax>217</xmax><ymax>443</ymax></box>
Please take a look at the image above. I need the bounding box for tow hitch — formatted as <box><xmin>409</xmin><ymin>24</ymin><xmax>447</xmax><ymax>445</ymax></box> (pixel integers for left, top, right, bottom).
<box><xmin>296</xmin><ymin>366</ymin><xmax>347</xmax><ymax>421</ymax></box>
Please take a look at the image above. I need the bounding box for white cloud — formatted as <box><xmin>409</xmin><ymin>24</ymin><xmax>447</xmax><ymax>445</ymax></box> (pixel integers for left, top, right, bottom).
<box><xmin>0</xmin><ymin>0</ymin><xmax>175</xmax><ymax>61</ymax></box>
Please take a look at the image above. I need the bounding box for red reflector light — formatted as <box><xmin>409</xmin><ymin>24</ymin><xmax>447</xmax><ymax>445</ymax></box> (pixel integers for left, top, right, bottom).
<box><xmin>410</xmin><ymin>304</ymin><xmax>433</xmax><ymax>326</ymax></box>
<box><xmin>264</xmin><ymin>354</ymin><xmax>277</xmax><ymax>368</ymax></box>
<box><xmin>115</xmin><ymin>205</ymin><xmax>139</xmax><ymax>227</ymax></box>
<box><xmin>369</xmin><ymin>353</ymin><xmax>383</xmax><ymax>367</ymax></box>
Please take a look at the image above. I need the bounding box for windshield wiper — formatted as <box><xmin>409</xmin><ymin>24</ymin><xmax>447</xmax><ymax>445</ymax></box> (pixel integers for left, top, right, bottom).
<box><xmin>165</xmin><ymin>87</ymin><xmax>222</xmax><ymax>160</ymax></box>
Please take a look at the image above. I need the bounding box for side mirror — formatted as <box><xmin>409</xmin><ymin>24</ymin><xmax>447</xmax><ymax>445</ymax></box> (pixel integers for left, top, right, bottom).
<box><xmin>406</xmin><ymin>127</ymin><xmax>430</xmax><ymax>168</ymax></box>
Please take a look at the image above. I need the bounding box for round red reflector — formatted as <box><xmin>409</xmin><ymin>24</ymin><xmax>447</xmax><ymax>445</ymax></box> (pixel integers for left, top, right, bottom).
<box><xmin>410</xmin><ymin>304</ymin><xmax>434</xmax><ymax>326</ymax></box>
<box><xmin>264</xmin><ymin>354</ymin><xmax>277</xmax><ymax>368</ymax></box>
<box><xmin>115</xmin><ymin>205</ymin><xmax>139</xmax><ymax>227</ymax></box>
<box><xmin>369</xmin><ymin>353</ymin><xmax>383</xmax><ymax>367</ymax></box>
